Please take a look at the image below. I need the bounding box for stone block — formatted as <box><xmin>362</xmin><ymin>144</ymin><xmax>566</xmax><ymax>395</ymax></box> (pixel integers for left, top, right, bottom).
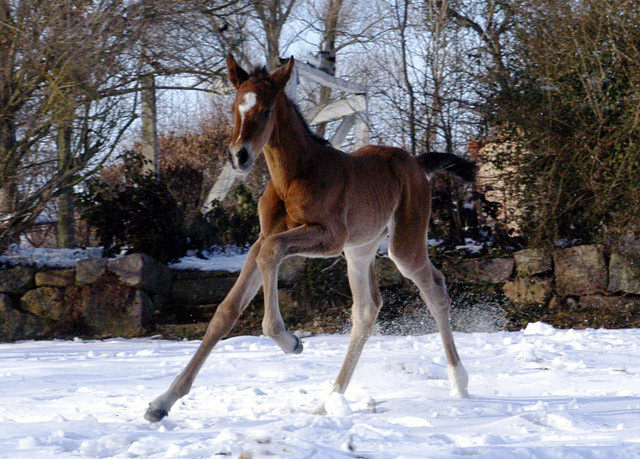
<box><xmin>453</xmin><ymin>258</ymin><xmax>514</xmax><ymax>284</ymax></box>
<box><xmin>81</xmin><ymin>281</ymin><xmax>152</xmax><ymax>337</ymax></box>
<box><xmin>0</xmin><ymin>266</ymin><xmax>35</xmax><ymax>294</ymax></box>
<box><xmin>608</xmin><ymin>252</ymin><xmax>640</xmax><ymax>294</ymax></box>
<box><xmin>179</xmin><ymin>303</ymin><xmax>217</xmax><ymax>322</ymax></box>
<box><xmin>553</xmin><ymin>245</ymin><xmax>607</xmax><ymax>295</ymax></box>
<box><xmin>547</xmin><ymin>295</ymin><xmax>563</xmax><ymax>309</ymax></box>
<box><xmin>107</xmin><ymin>253</ymin><xmax>172</xmax><ymax>296</ymax></box>
<box><xmin>35</xmin><ymin>269</ymin><xmax>75</xmax><ymax>288</ymax></box>
<box><xmin>171</xmin><ymin>275</ymin><xmax>237</xmax><ymax>304</ymax></box>
<box><xmin>152</xmin><ymin>295</ymin><xmax>171</xmax><ymax>315</ymax></box>
<box><xmin>75</xmin><ymin>258</ymin><xmax>108</xmax><ymax>285</ymax></box>
<box><xmin>0</xmin><ymin>294</ymin><xmax>45</xmax><ymax>342</ymax></box>
<box><xmin>514</xmin><ymin>249</ymin><xmax>552</xmax><ymax>277</ymax></box>
<box><xmin>0</xmin><ymin>293</ymin><xmax>13</xmax><ymax>309</ymax></box>
<box><xmin>171</xmin><ymin>269</ymin><xmax>232</xmax><ymax>281</ymax></box>
<box><xmin>375</xmin><ymin>256</ymin><xmax>404</xmax><ymax>287</ymax></box>
<box><xmin>579</xmin><ymin>295</ymin><xmax>640</xmax><ymax>310</ymax></box>
<box><xmin>502</xmin><ymin>277</ymin><xmax>553</xmax><ymax>304</ymax></box>
<box><xmin>21</xmin><ymin>287</ymin><xmax>67</xmax><ymax>321</ymax></box>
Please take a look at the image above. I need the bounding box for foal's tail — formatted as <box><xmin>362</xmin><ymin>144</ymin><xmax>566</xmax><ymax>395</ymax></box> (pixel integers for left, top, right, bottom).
<box><xmin>416</xmin><ymin>152</ymin><xmax>477</xmax><ymax>183</ymax></box>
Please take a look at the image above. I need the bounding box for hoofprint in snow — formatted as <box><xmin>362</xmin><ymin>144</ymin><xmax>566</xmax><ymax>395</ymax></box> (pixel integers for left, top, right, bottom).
<box><xmin>1</xmin><ymin>323</ymin><xmax>640</xmax><ymax>458</ymax></box>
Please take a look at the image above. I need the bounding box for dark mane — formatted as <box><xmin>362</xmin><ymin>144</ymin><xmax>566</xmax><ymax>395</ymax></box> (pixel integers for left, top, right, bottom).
<box><xmin>290</xmin><ymin>102</ymin><xmax>330</xmax><ymax>146</ymax></box>
<box><xmin>249</xmin><ymin>66</ymin><xmax>269</xmax><ymax>80</ymax></box>
<box><xmin>250</xmin><ymin>65</ymin><xmax>329</xmax><ymax>146</ymax></box>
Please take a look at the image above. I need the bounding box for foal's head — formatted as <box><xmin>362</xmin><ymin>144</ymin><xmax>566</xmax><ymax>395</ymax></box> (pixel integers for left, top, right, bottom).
<box><xmin>226</xmin><ymin>54</ymin><xmax>295</xmax><ymax>172</ymax></box>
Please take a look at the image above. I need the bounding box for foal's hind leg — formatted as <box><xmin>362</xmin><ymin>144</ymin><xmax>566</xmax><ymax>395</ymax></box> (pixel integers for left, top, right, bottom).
<box><xmin>414</xmin><ymin>262</ymin><xmax>468</xmax><ymax>398</ymax></box>
<box><xmin>313</xmin><ymin>238</ymin><xmax>383</xmax><ymax>414</ymax></box>
<box><xmin>389</xmin><ymin>235</ymin><xmax>469</xmax><ymax>398</ymax></box>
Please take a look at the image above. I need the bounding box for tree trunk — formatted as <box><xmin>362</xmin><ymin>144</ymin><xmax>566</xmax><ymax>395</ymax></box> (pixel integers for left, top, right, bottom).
<box><xmin>315</xmin><ymin>0</ymin><xmax>342</xmax><ymax>137</ymax></box>
<box><xmin>56</xmin><ymin>125</ymin><xmax>75</xmax><ymax>248</ymax></box>
<box><xmin>141</xmin><ymin>73</ymin><xmax>159</xmax><ymax>176</ymax></box>
<box><xmin>398</xmin><ymin>0</ymin><xmax>416</xmax><ymax>155</ymax></box>
<box><xmin>0</xmin><ymin>110</ymin><xmax>18</xmax><ymax>249</ymax></box>
<box><xmin>266</xmin><ymin>29</ymin><xmax>281</xmax><ymax>71</ymax></box>
<box><xmin>0</xmin><ymin>117</ymin><xmax>16</xmax><ymax>215</ymax></box>
<box><xmin>251</xmin><ymin>0</ymin><xmax>297</xmax><ymax>71</ymax></box>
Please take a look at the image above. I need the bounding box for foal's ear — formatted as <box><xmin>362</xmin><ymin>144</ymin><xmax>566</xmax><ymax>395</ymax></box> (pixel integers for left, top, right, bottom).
<box><xmin>227</xmin><ymin>53</ymin><xmax>249</xmax><ymax>89</ymax></box>
<box><xmin>270</xmin><ymin>56</ymin><xmax>295</xmax><ymax>94</ymax></box>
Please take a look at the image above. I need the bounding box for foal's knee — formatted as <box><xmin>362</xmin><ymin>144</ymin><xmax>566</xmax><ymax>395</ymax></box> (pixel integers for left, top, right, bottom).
<box><xmin>256</xmin><ymin>237</ymin><xmax>284</xmax><ymax>270</ymax></box>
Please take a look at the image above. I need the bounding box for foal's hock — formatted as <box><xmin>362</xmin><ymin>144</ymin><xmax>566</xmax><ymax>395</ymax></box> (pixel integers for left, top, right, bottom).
<box><xmin>144</xmin><ymin>55</ymin><xmax>476</xmax><ymax>422</ymax></box>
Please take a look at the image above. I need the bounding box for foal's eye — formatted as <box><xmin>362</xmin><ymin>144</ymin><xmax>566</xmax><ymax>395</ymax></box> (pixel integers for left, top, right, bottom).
<box><xmin>261</xmin><ymin>108</ymin><xmax>272</xmax><ymax>119</ymax></box>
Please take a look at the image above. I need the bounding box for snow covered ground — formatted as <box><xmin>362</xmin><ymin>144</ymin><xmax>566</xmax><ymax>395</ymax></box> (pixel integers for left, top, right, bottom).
<box><xmin>0</xmin><ymin>245</ymin><xmax>249</xmax><ymax>273</ymax></box>
<box><xmin>0</xmin><ymin>238</ymin><xmax>451</xmax><ymax>273</ymax></box>
<box><xmin>0</xmin><ymin>246</ymin><xmax>105</xmax><ymax>269</ymax></box>
<box><xmin>1</xmin><ymin>323</ymin><xmax>639</xmax><ymax>458</ymax></box>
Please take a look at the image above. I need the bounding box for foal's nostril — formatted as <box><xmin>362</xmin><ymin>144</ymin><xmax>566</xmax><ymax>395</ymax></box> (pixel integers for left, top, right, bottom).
<box><xmin>238</xmin><ymin>147</ymin><xmax>249</xmax><ymax>168</ymax></box>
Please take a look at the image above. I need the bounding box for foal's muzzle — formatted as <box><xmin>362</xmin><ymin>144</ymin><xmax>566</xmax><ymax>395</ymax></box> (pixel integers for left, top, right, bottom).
<box><xmin>228</xmin><ymin>146</ymin><xmax>251</xmax><ymax>172</ymax></box>
<box><xmin>237</xmin><ymin>147</ymin><xmax>249</xmax><ymax>170</ymax></box>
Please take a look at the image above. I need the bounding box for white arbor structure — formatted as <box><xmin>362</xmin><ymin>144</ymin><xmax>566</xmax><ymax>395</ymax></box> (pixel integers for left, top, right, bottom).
<box><xmin>201</xmin><ymin>56</ymin><xmax>369</xmax><ymax>212</ymax></box>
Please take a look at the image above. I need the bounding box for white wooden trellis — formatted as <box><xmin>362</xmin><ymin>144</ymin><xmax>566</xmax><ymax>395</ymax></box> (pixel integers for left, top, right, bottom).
<box><xmin>201</xmin><ymin>57</ymin><xmax>369</xmax><ymax>213</ymax></box>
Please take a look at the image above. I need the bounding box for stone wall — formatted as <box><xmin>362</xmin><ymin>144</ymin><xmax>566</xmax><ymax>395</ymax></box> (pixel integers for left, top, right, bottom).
<box><xmin>0</xmin><ymin>253</ymin><xmax>172</xmax><ymax>341</ymax></box>
<box><xmin>0</xmin><ymin>253</ymin><xmax>314</xmax><ymax>342</ymax></box>
<box><xmin>452</xmin><ymin>244</ymin><xmax>640</xmax><ymax>312</ymax></box>
<box><xmin>1</xmin><ymin>243</ymin><xmax>639</xmax><ymax>342</ymax></box>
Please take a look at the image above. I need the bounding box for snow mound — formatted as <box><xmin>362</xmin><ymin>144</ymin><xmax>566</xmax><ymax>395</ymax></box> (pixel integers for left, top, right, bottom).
<box><xmin>325</xmin><ymin>392</ymin><xmax>353</xmax><ymax>417</ymax></box>
<box><xmin>523</xmin><ymin>321</ymin><xmax>557</xmax><ymax>335</ymax></box>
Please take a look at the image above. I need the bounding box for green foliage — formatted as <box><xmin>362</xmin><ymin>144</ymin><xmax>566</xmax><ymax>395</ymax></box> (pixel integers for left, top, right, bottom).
<box><xmin>76</xmin><ymin>154</ymin><xmax>188</xmax><ymax>263</ymax></box>
<box><xmin>189</xmin><ymin>184</ymin><xmax>260</xmax><ymax>248</ymax></box>
<box><xmin>430</xmin><ymin>177</ymin><xmax>519</xmax><ymax>250</ymax></box>
<box><xmin>487</xmin><ymin>0</ymin><xmax>640</xmax><ymax>246</ymax></box>
<box><xmin>77</xmin><ymin>151</ymin><xmax>261</xmax><ymax>262</ymax></box>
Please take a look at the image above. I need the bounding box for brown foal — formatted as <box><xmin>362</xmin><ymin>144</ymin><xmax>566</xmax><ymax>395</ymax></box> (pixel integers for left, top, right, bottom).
<box><xmin>145</xmin><ymin>55</ymin><xmax>475</xmax><ymax>422</ymax></box>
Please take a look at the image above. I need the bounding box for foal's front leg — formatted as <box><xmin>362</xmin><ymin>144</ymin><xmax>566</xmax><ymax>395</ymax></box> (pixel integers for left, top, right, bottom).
<box><xmin>144</xmin><ymin>239</ymin><xmax>264</xmax><ymax>422</ymax></box>
<box><xmin>256</xmin><ymin>224</ymin><xmax>344</xmax><ymax>354</ymax></box>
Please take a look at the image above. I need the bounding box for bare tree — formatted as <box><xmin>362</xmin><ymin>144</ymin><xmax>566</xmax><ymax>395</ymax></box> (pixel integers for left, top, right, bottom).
<box><xmin>0</xmin><ymin>1</ymin><xmax>160</xmax><ymax>250</ymax></box>
<box><xmin>0</xmin><ymin>0</ymin><xmax>251</xmax><ymax>250</ymax></box>
<box><xmin>250</xmin><ymin>0</ymin><xmax>298</xmax><ymax>70</ymax></box>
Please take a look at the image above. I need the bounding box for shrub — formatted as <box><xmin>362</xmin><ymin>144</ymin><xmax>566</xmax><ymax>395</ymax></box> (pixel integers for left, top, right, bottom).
<box><xmin>486</xmin><ymin>0</ymin><xmax>640</xmax><ymax>246</ymax></box>
<box><xmin>77</xmin><ymin>154</ymin><xmax>188</xmax><ymax>263</ymax></box>
<box><xmin>188</xmin><ymin>184</ymin><xmax>260</xmax><ymax>248</ymax></box>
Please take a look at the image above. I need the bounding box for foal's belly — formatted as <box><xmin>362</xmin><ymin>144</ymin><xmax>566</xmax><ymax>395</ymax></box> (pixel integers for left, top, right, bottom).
<box><xmin>343</xmin><ymin>210</ymin><xmax>392</xmax><ymax>248</ymax></box>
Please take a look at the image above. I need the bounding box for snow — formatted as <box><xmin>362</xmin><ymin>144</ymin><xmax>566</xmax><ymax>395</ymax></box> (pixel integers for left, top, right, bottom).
<box><xmin>169</xmin><ymin>251</ymin><xmax>248</xmax><ymax>272</ymax></box>
<box><xmin>0</xmin><ymin>238</ymin><xmax>446</xmax><ymax>273</ymax></box>
<box><xmin>455</xmin><ymin>237</ymin><xmax>486</xmax><ymax>254</ymax></box>
<box><xmin>0</xmin><ymin>245</ymin><xmax>249</xmax><ymax>273</ymax></box>
<box><xmin>1</xmin><ymin>324</ymin><xmax>640</xmax><ymax>457</ymax></box>
<box><xmin>0</xmin><ymin>245</ymin><xmax>104</xmax><ymax>269</ymax></box>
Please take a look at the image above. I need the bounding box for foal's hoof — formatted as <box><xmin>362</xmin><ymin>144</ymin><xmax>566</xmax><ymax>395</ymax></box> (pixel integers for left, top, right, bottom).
<box><xmin>288</xmin><ymin>334</ymin><xmax>303</xmax><ymax>355</ymax></box>
<box><xmin>144</xmin><ymin>403</ymin><xmax>169</xmax><ymax>423</ymax></box>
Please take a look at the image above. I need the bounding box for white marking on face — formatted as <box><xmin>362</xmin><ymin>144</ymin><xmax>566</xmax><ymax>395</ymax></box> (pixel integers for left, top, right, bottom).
<box><xmin>236</xmin><ymin>92</ymin><xmax>257</xmax><ymax>142</ymax></box>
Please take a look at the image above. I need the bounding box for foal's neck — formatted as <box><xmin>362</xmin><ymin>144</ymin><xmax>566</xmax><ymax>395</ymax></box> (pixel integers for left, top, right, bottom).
<box><xmin>263</xmin><ymin>93</ymin><xmax>319</xmax><ymax>196</ymax></box>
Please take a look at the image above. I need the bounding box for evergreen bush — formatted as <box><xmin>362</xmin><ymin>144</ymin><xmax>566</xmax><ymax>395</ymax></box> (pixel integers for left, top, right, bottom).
<box><xmin>77</xmin><ymin>156</ymin><xmax>188</xmax><ymax>263</ymax></box>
